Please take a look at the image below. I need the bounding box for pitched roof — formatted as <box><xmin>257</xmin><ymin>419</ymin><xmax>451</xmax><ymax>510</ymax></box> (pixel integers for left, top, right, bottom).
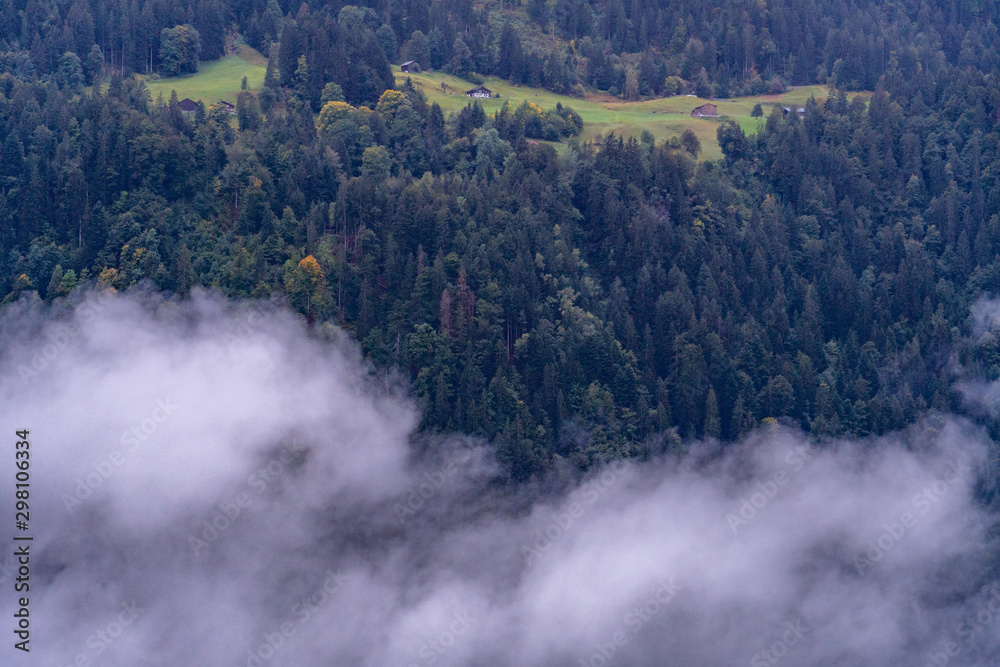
<box><xmin>691</xmin><ymin>103</ymin><xmax>718</xmax><ymax>116</ymax></box>
<box><xmin>178</xmin><ymin>98</ymin><xmax>199</xmax><ymax>112</ymax></box>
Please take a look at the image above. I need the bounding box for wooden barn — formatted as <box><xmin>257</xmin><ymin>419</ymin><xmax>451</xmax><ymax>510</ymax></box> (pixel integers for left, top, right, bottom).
<box><xmin>690</xmin><ymin>103</ymin><xmax>718</xmax><ymax>117</ymax></box>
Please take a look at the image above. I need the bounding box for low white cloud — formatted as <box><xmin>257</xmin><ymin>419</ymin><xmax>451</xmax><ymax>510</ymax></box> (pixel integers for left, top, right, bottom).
<box><xmin>958</xmin><ymin>296</ymin><xmax>1000</xmax><ymax>418</ymax></box>
<box><xmin>0</xmin><ymin>289</ymin><xmax>998</xmax><ymax>666</ymax></box>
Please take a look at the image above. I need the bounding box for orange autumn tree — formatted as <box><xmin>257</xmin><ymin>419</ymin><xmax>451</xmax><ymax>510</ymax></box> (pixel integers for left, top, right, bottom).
<box><xmin>285</xmin><ymin>255</ymin><xmax>332</xmax><ymax>321</ymax></box>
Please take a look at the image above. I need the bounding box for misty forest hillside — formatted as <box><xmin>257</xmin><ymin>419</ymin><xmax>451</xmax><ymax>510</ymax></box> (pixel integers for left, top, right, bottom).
<box><xmin>3</xmin><ymin>0</ymin><xmax>1000</xmax><ymax>481</ymax></box>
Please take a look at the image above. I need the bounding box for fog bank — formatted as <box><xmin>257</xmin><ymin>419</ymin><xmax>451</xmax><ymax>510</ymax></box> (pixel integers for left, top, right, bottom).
<box><xmin>1</xmin><ymin>289</ymin><xmax>998</xmax><ymax>667</ymax></box>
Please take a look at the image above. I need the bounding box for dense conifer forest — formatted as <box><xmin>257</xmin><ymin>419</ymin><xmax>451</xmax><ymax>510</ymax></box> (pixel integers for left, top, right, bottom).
<box><xmin>3</xmin><ymin>0</ymin><xmax>1000</xmax><ymax>479</ymax></box>
<box><xmin>7</xmin><ymin>1</ymin><xmax>1000</xmax><ymax>99</ymax></box>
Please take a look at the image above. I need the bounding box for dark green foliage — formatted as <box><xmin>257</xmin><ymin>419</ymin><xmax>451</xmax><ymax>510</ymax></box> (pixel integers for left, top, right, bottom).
<box><xmin>6</xmin><ymin>3</ymin><xmax>1000</xmax><ymax>482</ymax></box>
<box><xmin>402</xmin><ymin>31</ymin><xmax>431</xmax><ymax>71</ymax></box>
<box><xmin>680</xmin><ymin>129</ymin><xmax>700</xmax><ymax>156</ymax></box>
<box><xmin>84</xmin><ymin>45</ymin><xmax>104</xmax><ymax>85</ymax></box>
<box><xmin>321</xmin><ymin>83</ymin><xmax>345</xmax><ymax>104</ymax></box>
<box><xmin>278</xmin><ymin>8</ymin><xmax>394</xmax><ymax>108</ymax></box>
<box><xmin>375</xmin><ymin>25</ymin><xmax>399</xmax><ymax>63</ymax></box>
<box><xmin>490</xmin><ymin>101</ymin><xmax>583</xmax><ymax>144</ymax></box>
<box><xmin>56</xmin><ymin>52</ymin><xmax>84</xmax><ymax>92</ymax></box>
<box><xmin>8</xmin><ymin>0</ymin><xmax>1000</xmax><ymax>103</ymax></box>
<box><xmin>159</xmin><ymin>25</ymin><xmax>201</xmax><ymax>76</ymax></box>
<box><xmin>716</xmin><ymin>121</ymin><xmax>747</xmax><ymax>162</ymax></box>
<box><xmin>236</xmin><ymin>91</ymin><xmax>261</xmax><ymax>131</ymax></box>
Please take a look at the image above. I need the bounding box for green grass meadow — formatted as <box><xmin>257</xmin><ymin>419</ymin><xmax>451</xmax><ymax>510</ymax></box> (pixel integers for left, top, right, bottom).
<box><xmin>394</xmin><ymin>69</ymin><xmax>868</xmax><ymax>160</ymax></box>
<box><xmin>139</xmin><ymin>52</ymin><xmax>864</xmax><ymax>161</ymax></box>
<box><xmin>143</xmin><ymin>47</ymin><xmax>267</xmax><ymax>107</ymax></box>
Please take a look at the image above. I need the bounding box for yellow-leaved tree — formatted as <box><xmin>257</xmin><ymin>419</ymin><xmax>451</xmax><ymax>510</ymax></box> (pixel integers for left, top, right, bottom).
<box><xmin>374</xmin><ymin>89</ymin><xmax>410</xmax><ymax>124</ymax></box>
<box><xmin>317</xmin><ymin>101</ymin><xmax>356</xmax><ymax>134</ymax></box>
<box><xmin>285</xmin><ymin>255</ymin><xmax>331</xmax><ymax>322</ymax></box>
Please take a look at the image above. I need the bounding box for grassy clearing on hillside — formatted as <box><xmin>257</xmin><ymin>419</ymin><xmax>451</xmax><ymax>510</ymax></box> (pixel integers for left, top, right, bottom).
<box><xmin>134</xmin><ymin>54</ymin><xmax>865</xmax><ymax>162</ymax></box>
<box><xmin>144</xmin><ymin>48</ymin><xmax>267</xmax><ymax>106</ymax></box>
<box><xmin>395</xmin><ymin>68</ymin><xmax>868</xmax><ymax>160</ymax></box>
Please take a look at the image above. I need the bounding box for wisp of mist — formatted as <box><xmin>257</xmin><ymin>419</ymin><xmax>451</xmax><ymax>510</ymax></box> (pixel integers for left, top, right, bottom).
<box><xmin>1</xmin><ymin>288</ymin><xmax>998</xmax><ymax>667</ymax></box>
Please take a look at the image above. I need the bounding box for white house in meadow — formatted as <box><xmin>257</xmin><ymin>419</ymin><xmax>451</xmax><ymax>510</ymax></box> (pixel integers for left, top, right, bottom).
<box><xmin>466</xmin><ymin>85</ymin><xmax>493</xmax><ymax>98</ymax></box>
